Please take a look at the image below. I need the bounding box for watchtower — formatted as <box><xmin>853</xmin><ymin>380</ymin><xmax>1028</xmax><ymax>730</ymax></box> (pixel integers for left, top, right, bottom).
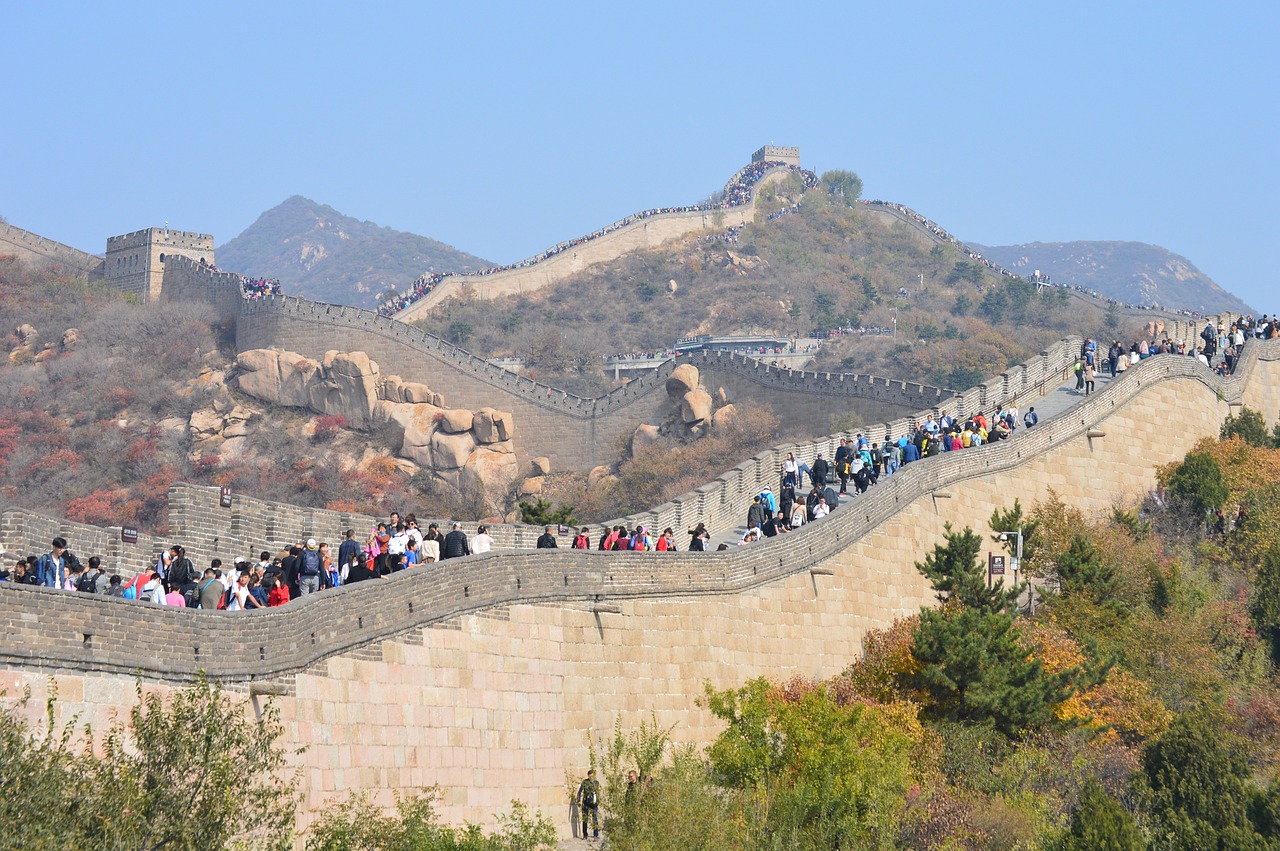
<box><xmin>751</xmin><ymin>145</ymin><xmax>801</xmax><ymax>167</ymax></box>
<box><xmin>103</xmin><ymin>227</ymin><xmax>215</xmax><ymax>301</ymax></box>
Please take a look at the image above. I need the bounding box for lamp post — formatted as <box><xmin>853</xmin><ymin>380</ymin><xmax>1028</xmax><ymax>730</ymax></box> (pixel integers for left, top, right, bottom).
<box><xmin>997</xmin><ymin>527</ymin><xmax>1027</xmax><ymax>613</ymax></box>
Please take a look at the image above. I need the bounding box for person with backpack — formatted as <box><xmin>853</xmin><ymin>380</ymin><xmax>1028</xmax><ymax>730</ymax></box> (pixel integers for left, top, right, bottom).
<box><xmin>166</xmin><ymin>546</ymin><xmax>196</xmax><ymax>593</ymax></box>
<box><xmin>77</xmin><ymin>556</ymin><xmax>109</xmax><ymax>594</ymax></box>
<box><xmin>36</xmin><ymin>537</ymin><xmax>68</xmax><ymax>588</ymax></box>
<box><xmin>297</xmin><ymin>539</ymin><xmax>324</xmax><ymax>595</ymax></box>
<box><xmin>1023</xmin><ymin>407</ymin><xmax>1039</xmax><ymax>428</ymax></box>
<box><xmin>576</xmin><ymin>769</ymin><xmax>601</xmax><ymax>841</ymax></box>
<box><xmin>197</xmin><ymin>568</ymin><xmax>225</xmax><ymax>610</ymax></box>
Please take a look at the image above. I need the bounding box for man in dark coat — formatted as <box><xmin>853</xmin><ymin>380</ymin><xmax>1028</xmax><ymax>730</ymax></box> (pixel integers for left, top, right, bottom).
<box><xmin>536</xmin><ymin>526</ymin><xmax>558</xmax><ymax>548</ymax></box>
<box><xmin>442</xmin><ymin>523</ymin><xmax>471</xmax><ymax>559</ymax></box>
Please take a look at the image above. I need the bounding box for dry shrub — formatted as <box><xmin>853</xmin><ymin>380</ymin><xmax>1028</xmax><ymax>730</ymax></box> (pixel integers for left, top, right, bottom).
<box><xmin>578</xmin><ymin>404</ymin><xmax>781</xmax><ymax>520</ymax></box>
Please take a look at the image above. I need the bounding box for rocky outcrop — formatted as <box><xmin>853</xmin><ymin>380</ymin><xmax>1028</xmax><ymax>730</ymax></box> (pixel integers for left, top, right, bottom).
<box><xmin>237</xmin><ymin>349</ymin><xmax>377</xmax><ymax>427</ymax></box>
<box><xmin>237</xmin><ymin>348</ymin><xmax>521</xmax><ymax>507</ymax></box>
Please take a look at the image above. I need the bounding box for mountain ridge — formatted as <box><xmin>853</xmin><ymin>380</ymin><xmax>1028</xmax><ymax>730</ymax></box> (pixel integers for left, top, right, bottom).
<box><xmin>969</xmin><ymin>238</ymin><xmax>1253</xmax><ymax>315</ymax></box>
<box><xmin>215</xmin><ymin>196</ymin><xmax>490</xmax><ymax>308</ymax></box>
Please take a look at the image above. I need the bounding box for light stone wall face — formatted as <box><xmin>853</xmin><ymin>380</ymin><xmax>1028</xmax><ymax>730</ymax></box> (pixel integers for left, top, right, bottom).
<box><xmin>2</xmin><ymin>362</ymin><xmax>1267</xmax><ymax>839</ymax></box>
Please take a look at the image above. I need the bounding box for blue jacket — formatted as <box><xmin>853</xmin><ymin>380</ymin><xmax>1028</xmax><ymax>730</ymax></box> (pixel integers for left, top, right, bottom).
<box><xmin>37</xmin><ymin>553</ymin><xmax>64</xmax><ymax>587</ymax></box>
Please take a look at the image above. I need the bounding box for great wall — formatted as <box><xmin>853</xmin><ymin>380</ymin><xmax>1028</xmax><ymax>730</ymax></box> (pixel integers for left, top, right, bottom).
<box><xmin>1</xmin><ymin>150</ymin><xmax>1271</xmax><ymax>837</ymax></box>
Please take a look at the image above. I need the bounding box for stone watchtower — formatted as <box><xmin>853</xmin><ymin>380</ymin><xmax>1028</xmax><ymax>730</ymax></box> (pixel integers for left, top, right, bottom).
<box><xmin>103</xmin><ymin>227</ymin><xmax>215</xmax><ymax>301</ymax></box>
<box><xmin>751</xmin><ymin>145</ymin><xmax>801</xmax><ymax>167</ymax></box>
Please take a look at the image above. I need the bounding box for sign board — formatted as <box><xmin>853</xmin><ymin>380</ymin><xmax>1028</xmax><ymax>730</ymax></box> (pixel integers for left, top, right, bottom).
<box><xmin>121</xmin><ymin>527</ymin><xmax>139</xmax><ymax>544</ymax></box>
<box><xmin>988</xmin><ymin>554</ymin><xmax>1006</xmax><ymax>576</ymax></box>
<box><xmin>219</xmin><ymin>486</ymin><xmax>233</xmax><ymax>509</ymax></box>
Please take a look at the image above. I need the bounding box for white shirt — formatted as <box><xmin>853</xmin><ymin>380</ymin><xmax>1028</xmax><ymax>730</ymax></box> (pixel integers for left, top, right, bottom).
<box><xmin>813</xmin><ymin>503</ymin><xmax>830</xmax><ymax>519</ymax></box>
<box><xmin>472</xmin><ymin>533</ymin><xmax>494</xmax><ymax>554</ymax></box>
<box><xmin>387</xmin><ymin>532</ymin><xmax>409</xmax><ymax>555</ymax></box>
<box><xmin>227</xmin><ymin>584</ymin><xmax>249</xmax><ymax>611</ymax></box>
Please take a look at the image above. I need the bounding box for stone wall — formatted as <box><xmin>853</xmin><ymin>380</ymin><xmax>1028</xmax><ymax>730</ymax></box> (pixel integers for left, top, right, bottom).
<box><xmin>235</xmin><ymin>298</ymin><xmax>950</xmax><ymax>471</ymax></box>
<box><xmin>393</xmin><ymin>167</ymin><xmax>799</xmax><ymax>319</ymax></box>
<box><xmin>2</xmin><ymin>341</ymin><xmax>1276</xmax><ymax>836</ymax></box>
<box><xmin>160</xmin><ymin>254</ymin><xmax>242</xmax><ymax>320</ymax></box>
<box><xmin>0</xmin><ymin>222</ymin><xmax>102</xmax><ymax>275</ymax></box>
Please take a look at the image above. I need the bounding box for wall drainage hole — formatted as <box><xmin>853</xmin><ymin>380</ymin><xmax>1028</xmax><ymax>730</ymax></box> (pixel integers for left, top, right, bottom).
<box><xmin>464</xmin><ymin>586</ymin><xmax>469</xmax><ymax>598</ymax></box>
<box><xmin>259</xmin><ymin>646</ymin><xmax>265</xmax><ymax>661</ymax></box>
<box><xmin>82</xmin><ymin>634</ymin><xmax>92</xmax><ymax>648</ymax></box>
<box><xmin>358</xmin><ymin>616</ymin><xmax>364</xmax><ymax>629</ymax></box>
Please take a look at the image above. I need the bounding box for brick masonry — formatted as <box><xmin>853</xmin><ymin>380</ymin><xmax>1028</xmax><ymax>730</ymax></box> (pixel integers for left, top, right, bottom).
<box><xmin>2</xmin><ymin>340</ymin><xmax>1277</xmax><ymax>837</ymax></box>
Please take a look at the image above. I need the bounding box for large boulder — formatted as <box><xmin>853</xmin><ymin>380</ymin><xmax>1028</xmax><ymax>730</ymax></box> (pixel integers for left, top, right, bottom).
<box><xmin>437</xmin><ymin>408</ymin><xmax>474</xmax><ymax>434</ymax></box>
<box><xmin>309</xmin><ymin>351</ymin><xmax>380</xmax><ymax>428</ymax></box>
<box><xmin>235</xmin><ymin>349</ymin><xmax>283</xmax><ymax>403</ymax></box>
<box><xmin>400</xmin><ymin>382</ymin><xmax>439</xmax><ymax>405</ymax></box>
<box><xmin>680</xmin><ymin>388</ymin><xmax>713</xmax><ymax>425</ymax></box>
<box><xmin>472</xmin><ymin>407</ymin><xmax>514</xmax><ymax>443</ymax></box>
<box><xmin>587</xmin><ymin>465</ymin><xmax>616</xmax><ymax>490</ymax></box>
<box><xmin>276</xmin><ymin>351</ymin><xmax>319</xmax><ymax>408</ymax></box>
<box><xmin>665</xmin><ymin>363</ymin><xmax>700</xmax><ymax>400</ymax></box>
<box><xmin>631</xmin><ymin>424</ymin><xmax>661</xmax><ymax>452</ymax></box>
<box><xmin>429</xmin><ymin>430</ymin><xmax>475</xmax><ymax>470</ymax></box>
<box><xmin>711</xmin><ymin>403</ymin><xmax>739</xmax><ymax>429</ymax></box>
<box><xmin>59</xmin><ymin>328</ymin><xmax>80</xmax><ymax>352</ymax></box>
<box><xmin>460</xmin><ymin>448</ymin><xmax>520</xmax><ymax>499</ymax></box>
<box><xmin>530</xmin><ymin>456</ymin><xmax>552</xmax><ymax>477</ymax></box>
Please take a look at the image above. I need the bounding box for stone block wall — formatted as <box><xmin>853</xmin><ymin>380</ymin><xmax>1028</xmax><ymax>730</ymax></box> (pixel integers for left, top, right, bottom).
<box><xmin>160</xmin><ymin>254</ymin><xmax>242</xmax><ymax>320</ymax></box>
<box><xmin>2</xmin><ymin>342</ymin><xmax>1276</xmax><ymax>837</ymax></box>
<box><xmin>235</xmin><ymin>298</ymin><xmax>937</xmax><ymax>471</ymax></box>
<box><xmin>0</xmin><ymin>222</ymin><xmax>102</xmax><ymax>275</ymax></box>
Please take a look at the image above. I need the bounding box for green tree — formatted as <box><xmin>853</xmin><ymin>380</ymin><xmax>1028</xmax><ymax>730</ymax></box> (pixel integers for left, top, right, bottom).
<box><xmin>820</xmin><ymin>169</ymin><xmax>863</xmax><ymax>205</ymax></box>
<box><xmin>0</xmin><ymin>675</ymin><xmax>296</xmax><ymax>850</ymax></box>
<box><xmin>1105</xmin><ymin>303</ymin><xmax>1120</xmax><ymax>330</ymax></box>
<box><xmin>1140</xmin><ymin>711</ymin><xmax>1267</xmax><ymax>850</ymax></box>
<box><xmin>1165</xmin><ymin>451</ymin><xmax>1229</xmax><ymax>517</ymax></box>
<box><xmin>447</xmin><ymin>320</ymin><xmax>474</xmax><ymax>346</ymax></box>
<box><xmin>517</xmin><ymin>497</ymin><xmax>577</xmax><ymax>527</ymax></box>
<box><xmin>1221</xmin><ymin>407</ymin><xmax>1273</xmax><ymax>447</ymax></box>
<box><xmin>907</xmin><ymin>525</ymin><xmax>1095</xmax><ymax>736</ymax></box>
<box><xmin>1055</xmin><ymin>534</ymin><xmax>1121</xmax><ymax>604</ymax></box>
<box><xmin>953</xmin><ymin>294</ymin><xmax>972</xmax><ymax>316</ymax></box>
<box><xmin>1061</xmin><ymin>779</ymin><xmax>1143</xmax><ymax>851</ymax></box>
<box><xmin>1249</xmin><ymin>548</ymin><xmax>1280</xmax><ymax>665</ymax></box>
<box><xmin>704</xmin><ymin>678</ymin><xmax>918</xmax><ymax>849</ymax></box>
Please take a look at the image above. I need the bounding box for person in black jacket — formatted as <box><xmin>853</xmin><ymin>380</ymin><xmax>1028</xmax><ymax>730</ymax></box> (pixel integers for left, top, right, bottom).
<box><xmin>536</xmin><ymin>526</ymin><xmax>558</xmax><ymax>548</ymax></box>
<box><xmin>810</xmin><ymin>454</ymin><xmax>830</xmax><ymax>487</ymax></box>
<box><xmin>337</xmin><ymin>529</ymin><xmax>361</xmax><ymax>573</ymax></box>
<box><xmin>442</xmin><ymin>523</ymin><xmax>471</xmax><ymax>559</ymax></box>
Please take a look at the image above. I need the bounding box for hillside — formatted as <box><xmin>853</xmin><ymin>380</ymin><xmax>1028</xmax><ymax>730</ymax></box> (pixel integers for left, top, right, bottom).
<box><xmin>216</xmin><ymin>196</ymin><xmax>490</xmax><ymax>309</ymax></box>
<box><xmin>970</xmin><ymin>239</ymin><xmax>1253</xmax><ymax>314</ymax></box>
<box><xmin>410</xmin><ymin>183</ymin><xmax>1151</xmax><ymax>396</ymax></box>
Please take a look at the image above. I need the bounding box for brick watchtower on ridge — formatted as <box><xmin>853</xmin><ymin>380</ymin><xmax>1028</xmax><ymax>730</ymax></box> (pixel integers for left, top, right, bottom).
<box><xmin>751</xmin><ymin>145</ymin><xmax>801</xmax><ymax>167</ymax></box>
<box><xmin>103</xmin><ymin>227</ymin><xmax>215</xmax><ymax>301</ymax></box>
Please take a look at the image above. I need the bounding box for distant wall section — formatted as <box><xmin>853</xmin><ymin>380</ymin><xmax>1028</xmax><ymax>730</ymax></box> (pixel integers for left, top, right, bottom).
<box><xmin>235</xmin><ymin>298</ymin><xmax>934</xmax><ymax>472</ymax></box>
<box><xmin>0</xmin><ymin>222</ymin><xmax>102</xmax><ymax>275</ymax></box>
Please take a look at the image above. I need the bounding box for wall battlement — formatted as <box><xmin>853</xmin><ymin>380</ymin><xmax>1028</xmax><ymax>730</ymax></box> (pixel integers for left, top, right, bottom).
<box><xmin>0</xmin><ymin>222</ymin><xmax>102</xmax><ymax>275</ymax></box>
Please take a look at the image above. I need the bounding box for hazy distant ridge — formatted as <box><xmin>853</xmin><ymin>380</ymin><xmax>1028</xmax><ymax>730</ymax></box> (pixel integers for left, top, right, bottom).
<box><xmin>970</xmin><ymin>239</ymin><xmax>1254</xmax><ymax>315</ymax></box>
<box><xmin>216</xmin><ymin>196</ymin><xmax>490</xmax><ymax>309</ymax></box>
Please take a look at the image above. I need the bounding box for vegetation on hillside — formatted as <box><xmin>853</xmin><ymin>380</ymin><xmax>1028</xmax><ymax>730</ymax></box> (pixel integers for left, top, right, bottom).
<box><xmin>971</xmin><ymin>239</ymin><xmax>1255</xmax><ymax>315</ymax></box>
<box><xmin>0</xmin><ymin>259</ymin><xmax>484</xmax><ymax>533</ymax></box>
<box><xmin>411</xmin><ymin>176</ymin><xmax>1145</xmax><ymax>395</ymax></box>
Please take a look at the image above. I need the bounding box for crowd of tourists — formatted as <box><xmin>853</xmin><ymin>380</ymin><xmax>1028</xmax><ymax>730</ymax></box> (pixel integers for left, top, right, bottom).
<box><xmin>0</xmin><ymin>513</ymin><xmax>504</xmax><ymax>610</ymax></box>
<box><xmin>240</xmin><ymin>276</ymin><xmax>282</xmax><ymax>299</ymax></box>
<box><xmin>378</xmin><ymin>162</ymin><xmax>819</xmax><ymax>317</ymax></box>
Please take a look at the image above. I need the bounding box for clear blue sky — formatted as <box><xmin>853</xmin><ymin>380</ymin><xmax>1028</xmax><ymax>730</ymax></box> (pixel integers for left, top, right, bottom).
<box><xmin>3</xmin><ymin>2</ymin><xmax>1276</xmax><ymax>311</ymax></box>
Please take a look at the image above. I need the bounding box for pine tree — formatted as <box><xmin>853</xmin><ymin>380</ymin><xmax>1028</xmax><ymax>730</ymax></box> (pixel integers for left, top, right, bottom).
<box><xmin>1250</xmin><ymin>548</ymin><xmax>1280</xmax><ymax>665</ymax></box>
<box><xmin>1061</xmin><ymin>779</ymin><xmax>1143</xmax><ymax>851</ymax></box>
<box><xmin>1140</xmin><ymin>711</ymin><xmax>1268</xmax><ymax>850</ymax></box>
<box><xmin>907</xmin><ymin>524</ymin><xmax>1098</xmax><ymax>737</ymax></box>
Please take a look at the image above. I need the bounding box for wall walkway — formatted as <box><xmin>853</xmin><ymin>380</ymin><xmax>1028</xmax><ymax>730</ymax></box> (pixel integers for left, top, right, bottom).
<box><xmin>2</xmin><ymin>338</ymin><xmax>1277</xmax><ymax>834</ymax></box>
